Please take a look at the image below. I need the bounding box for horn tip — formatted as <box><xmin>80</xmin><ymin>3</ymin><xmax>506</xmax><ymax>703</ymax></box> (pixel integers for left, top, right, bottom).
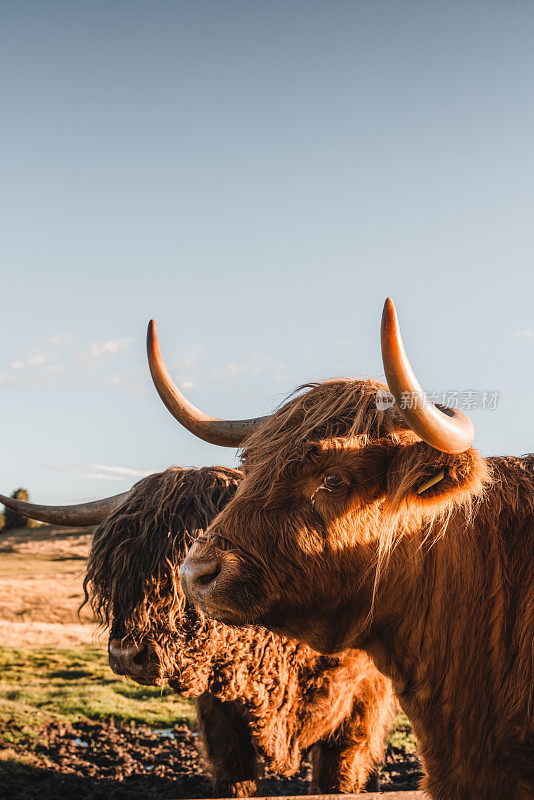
<box><xmin>382</xmin><ymin>297</ymin><xmax>396</xmax><ymax>317</ymax></box>
<box><xmin>381</xmin><ymin>297</ymin><xmax>399</xmax><ymax>336</ymax></box>
<box><xmin>147</xmin><ymin>320</ymin><xmax>158</xmax><ymax>351</ymax></box>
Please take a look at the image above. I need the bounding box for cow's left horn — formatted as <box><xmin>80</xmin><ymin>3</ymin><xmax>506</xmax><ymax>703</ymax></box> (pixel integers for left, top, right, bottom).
<box><xmin>380</xmin><ymin>298</ymin><xmax>474</xmax><ymax>454</ymax></box>
<box><xmin>147</xmin><ymin>320</ymin><xmax>270</xmax><ymax>447</ymax></box>
<box><xmin>0</xmin><ymin>491</ymin><xmax>131</xmax><ymax>526</ymax></box>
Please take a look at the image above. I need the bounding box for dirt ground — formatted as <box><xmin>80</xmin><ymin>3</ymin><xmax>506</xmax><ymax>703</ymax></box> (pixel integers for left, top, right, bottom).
<box><xmin>2</xmin><ymin>718</ymin><xmax>422</xmax><ymax>799</ymax></box>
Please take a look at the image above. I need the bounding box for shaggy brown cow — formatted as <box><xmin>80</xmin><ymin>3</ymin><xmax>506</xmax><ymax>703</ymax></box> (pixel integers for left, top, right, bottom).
<box><xmin>86</xmin><ymin>466</ymin><xmax>395</xmax><ymax>796</ymax></box>
<box><xmin>157</xmin><ymin>301</ymin><xmax>533</xmax><ymax>800</ymax></box>
<box><xmin>2</xmin><ymin>466</ymin><xmax>394</xmax><ymax>796</ymax></box>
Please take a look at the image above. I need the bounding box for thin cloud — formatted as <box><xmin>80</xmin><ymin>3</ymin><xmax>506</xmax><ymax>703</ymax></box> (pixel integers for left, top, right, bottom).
<box><xmin>248</xmin><ymin>354</ymin><xmax>286</xmax><ymax>378</ymax></box>
<box><xmin>43</xmin><ymin>463</ymin><xmax>153</xmax><ymax>481</ymax></box>
<box><xmin>212</xmin><ymin>354</ymin><xmax>288</xmax><ymax>382</ymax></box>
<box><xmin>105</xmin><ymin>368</ymin><xmax>147</xmax><ymax>392</ymax></box>
<box><xmin>10</xmin><ymin>354</ymin><xmax>49</xmax><ymax>371</ymax></box>
<box><xmin>82</xmin><ymin>338</ymin><xmax>133</xmax><ymax>359</ymax></box>
<box><xmin>91</xmin><ymin>464</ymin><xmax>154</xmax><ymax>478</ymax></box>
<box><xmin>513</xmin><ymin>329</ymin><xmax>534</xmax><ymax>341</ymax></box>
<box><xmin>45</xmin><ymin>364</ymin><xmax>68</xmax><ymax>374</ymax></box>
<box><xmin>217</xmin><ymin>363</ymin><xmax>244</xmax><ymax>377</ymax></box>
<box><xmin>49</xmin><ymin>332</ymin><xmax>75</xmax><ymax>346</ymax></box>
<box><xmin>108</xmin><ymin>374</ymin><xmax>123</xmax><ymax>386</ymax></box>
<box><xmin>0</xmin><ymin>373</ymin><xmax>51</xmax><ymax>386</ymax></box>
<box><xmin>4</xmin><ymin>351</ymin><xmax>66</xmax><ymax>381</ymax></box>
<box><xmin>2</xmin><ymin>333</ymin><xmax>132</xmax><ymax>387</ymax></box>
<box><xmin>6</xmin><ymin>333</ymin><xmax>74</xmax><ymax>376</ymax></box>
<box><xmin>181</xmin><ymin>343</ymin><xmax>210</xmax><ymax>368</ymax></box>
<box><xmin>107</xmin><ymin>370</ymin><xmax>137</xmax><ymax>386</ymax></box>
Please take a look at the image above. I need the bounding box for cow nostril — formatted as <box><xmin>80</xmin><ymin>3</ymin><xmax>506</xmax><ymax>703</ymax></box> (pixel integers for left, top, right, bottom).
<box><xmin>132</xmin><ymin>645</ymin><xmax>149</xmax><ymax>667</ymax></box>
<box><xmin>196</xmin><ymin>562</ymin><xmax>222</xmax><ymax>586</ymax></box>
<box><xmin>109</xmin><ymin>639</ymin><xmax>152</xmax><ymax>676</ymax></box>
<box><xmin>180</xmin><ymin>557</ymin><xmax>224</xmax><ymax>599</ymax></box>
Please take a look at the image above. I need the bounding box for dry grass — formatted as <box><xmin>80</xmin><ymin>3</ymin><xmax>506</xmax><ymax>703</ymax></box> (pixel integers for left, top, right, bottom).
<box><xmin>0</xmin><ymin>621</ymin><xmax>98</xmax><ymax>649</ymax></box>
<box><xmin>0</xmin><ymin>524</ymin><xmax>95</xmax><ymax>637</ymax></box>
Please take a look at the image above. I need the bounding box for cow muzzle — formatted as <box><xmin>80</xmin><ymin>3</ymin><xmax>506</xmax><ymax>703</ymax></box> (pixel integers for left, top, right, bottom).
<box><xmin>180</xmin><ymin>538</ymin><xmax>256</xmax><ymax>625</ymax></box>
<box><xmin>179</xmin><ymin>551</ymin><xmax>223</xmax><ymax>610</ymax></box>
<box><xmin>108</xmin><ymin>638</ymin><xmax>159</xmax><ymax>684</ymax></box>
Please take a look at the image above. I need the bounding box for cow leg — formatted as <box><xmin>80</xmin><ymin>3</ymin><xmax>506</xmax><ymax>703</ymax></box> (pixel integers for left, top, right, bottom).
<box><xmin>310</xmin><ymin>737</ymin><xmax>374</xmax><ymax>794</ymax></box>
<box><xmin>195</xmin><ymin>693</ymin><xmax>259</xmax><ymax>797</ymax></box>
<box><xmin>310</xmin><ymin>697</ymin><xmax>393</xmax><ymax>794</ymax></box>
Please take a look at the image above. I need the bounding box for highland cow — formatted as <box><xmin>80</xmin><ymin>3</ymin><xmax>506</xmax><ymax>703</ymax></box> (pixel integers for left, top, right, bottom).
<box><xmin>82</xmin><ymin>465</ymin><xmax>395</xmax><ymax>796</ymax></box>
<box><xmin>133</xmin><ymin>301</ymin><xmax>533</xmax><ymax>800</ymax></box>
<box><xmin>1</xmin><ymin>466</ymin><xmax>395</xmax><ymax>795</ymax></box>
<box><xmin>9</xmin><ymin>298</ymin><xmax>532</xmax><ymax>798</ymax></box>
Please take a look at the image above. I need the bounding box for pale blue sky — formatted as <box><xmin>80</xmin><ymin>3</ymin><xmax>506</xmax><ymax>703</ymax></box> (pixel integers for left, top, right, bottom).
<box><xmin>1</xmin><ymin>1</ymin><xmax>533</xmax><ymax>503</ymax></box>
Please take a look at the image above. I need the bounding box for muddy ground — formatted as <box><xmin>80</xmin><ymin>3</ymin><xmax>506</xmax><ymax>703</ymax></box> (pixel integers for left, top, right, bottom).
<box><xmin>1</xmin><ymin>718</ymin><xmax>422</xmax><ymax>799</ymax></box>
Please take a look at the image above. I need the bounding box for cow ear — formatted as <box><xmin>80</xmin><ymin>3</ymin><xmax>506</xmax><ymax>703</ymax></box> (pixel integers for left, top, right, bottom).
<box><xmin>384</xmin><ymin>441</ymin><xmax>490</xmax><ymax>516</ymax></box>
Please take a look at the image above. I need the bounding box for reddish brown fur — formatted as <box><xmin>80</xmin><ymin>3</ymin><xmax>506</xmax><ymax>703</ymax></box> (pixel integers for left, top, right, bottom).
<box><xmin>84</xmin><ymin>465</ymin><xmax>395</xmax><ymax>797</ymax></box>
<box><xmin>182</xmin><ymin>379</ymin><xmax>534</xmax><ymax>800</ymax></box>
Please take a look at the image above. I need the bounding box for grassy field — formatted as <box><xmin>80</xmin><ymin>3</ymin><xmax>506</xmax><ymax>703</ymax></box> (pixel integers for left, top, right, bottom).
<box><xmin>0</xmin><ymin>646</ymin><xmax>194</xmax><ymax>748</ymax></box>
<box><xmin>0</xmin><ymin>523</ymin><xmax>94</xmax><ymax>629</ymax></box>
<box><xmin>0</xmin><ymin>524</ymin><xmax>195</xmax><ymax>763</ymax></box>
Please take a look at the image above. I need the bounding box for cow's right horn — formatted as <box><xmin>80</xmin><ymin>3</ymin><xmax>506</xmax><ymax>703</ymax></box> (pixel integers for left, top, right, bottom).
<box><xmin>147</xmin><ymin>320</ymin><xmax>270</xmax><ymax>447</ymax></box>
<box><xmin>0</xmin><ymin>491</ymin><xmax>130</xmax><ymax>527</ymax></box>
<box><xmin>380</xmin><ymin>298</ymin><xmax>474</xmax><ymax>454</ymax></box>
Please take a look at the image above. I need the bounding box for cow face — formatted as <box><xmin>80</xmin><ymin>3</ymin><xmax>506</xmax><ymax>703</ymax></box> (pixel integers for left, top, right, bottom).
<box><xmin>83</xmin><ymin>466</ymin><xmax>241</xmax><ymax>691</ymax></box>
<box><xmin>180</xmin><ymin>380</ymin><xmax>488</xmax><ymax>654</ymax></box>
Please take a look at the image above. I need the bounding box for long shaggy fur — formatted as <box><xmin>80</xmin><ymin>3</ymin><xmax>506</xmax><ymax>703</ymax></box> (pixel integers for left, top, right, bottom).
<box><xmin>183</xmin><ymin>379</ymin><xmax>534</xmax><ymax>800</ymax></box>
<box><xmin>84</xmin><ymin>465</ymin><xmax>395</xmax><ymax>797</ymax></box>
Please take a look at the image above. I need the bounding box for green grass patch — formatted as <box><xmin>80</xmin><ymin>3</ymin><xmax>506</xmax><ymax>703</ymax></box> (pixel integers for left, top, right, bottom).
<box><xmin>389</xmin><ymin>710</ymin><xmax>418</xmax><ymax>754</ymax></box>
<box><xmin>0</xmin><ymin>645</ymin><xmax>417</xmax><ymax>768</ymax></box>
<box><xmin>0</xmin><ymin>645</ymin><xmax>195</xmax><ymax>748</ymax></box>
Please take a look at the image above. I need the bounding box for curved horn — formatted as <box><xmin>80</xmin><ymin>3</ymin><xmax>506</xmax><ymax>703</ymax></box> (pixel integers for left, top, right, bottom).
<box><xmin>147</xmin><ymin>320</ymin><xmax>270</xmax><ymax>447</ymax></box>
<box><xmin>0</xmin><ymin>491</ymin><xmax>131</xmax><ymax>527</ymax></box>
<box><xmin>380</xmin><ymin>298</ymin><xmax>474</xmax><ymax>454</ymax></box>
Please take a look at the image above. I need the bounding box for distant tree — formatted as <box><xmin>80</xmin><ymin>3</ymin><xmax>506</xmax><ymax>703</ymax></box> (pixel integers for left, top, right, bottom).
<box><xmin>3</xmin><ymin>488</ymin><xmax>39</xmax><ymax>531</ymax></box>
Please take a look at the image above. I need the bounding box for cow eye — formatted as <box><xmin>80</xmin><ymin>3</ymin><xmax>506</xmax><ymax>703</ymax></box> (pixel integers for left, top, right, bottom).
<box><xmin>323</xmin><ymin>473</ymin><xmax>346</xmax><ymax>490</ymax></box>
